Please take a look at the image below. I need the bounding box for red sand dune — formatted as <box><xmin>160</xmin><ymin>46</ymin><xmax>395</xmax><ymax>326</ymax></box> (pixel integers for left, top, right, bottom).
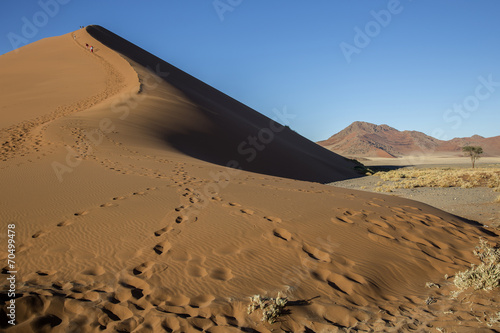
<box><xmin>0</xmin><ymin>26</ymin><xmax>498</xmax><ymax>332</ymax></box>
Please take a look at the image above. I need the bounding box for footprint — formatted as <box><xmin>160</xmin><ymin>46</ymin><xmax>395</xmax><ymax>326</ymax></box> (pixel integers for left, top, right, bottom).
<box><xmin>367</xmin><ymin>227</ymin><xmax>396</xmax><ymax>240</ymax></box>
<box><xmin>240</xmin><ymin>209</ymin><xmax>254</xmax><ymax>215</ymax></box>
<box><xmin>100</xmin><ymin>202</ymin><xmax>114</xmax><ymax>208</ymax></box>
<box><xmin>332</xmin><ymin>216</ymin><xmax>354</xmax><ymax>224</ymax></box>
<box><xmin>57</xmin><ymin>220</ymin><xmax>73</xmax><ymax>227</ymax></box>
<box><xmin>228</xmin><ymin>202</ymin><xmax>241</xmax><ymax>207</ymax></box>
<box><xmin>401</xmin><ymin>234</ymin><xmax>435</xmax><ymax>248</ymax></box>
<box><xmin>82</xmin><ymin>291</ymin><xmax>100</xmax><ymax>302</ymax></box>
<box><xmin>103</xmin><ymin>302</ymin><xmax>134</xmax><ymax>321</ymax></box>
<box><xmin>162</xmin><ymin>294</ymin><xmax>190</xmax><ymax>308</ymax></box>
<box><xmin>113</xmin><ymin>196</ymin><xmax>126</xmax><ymax>201</ymax></box>
<box><xmin>32</xmin><ymin>230</ymin><xmax>47</xmax><ymax>238</ymax></box>
<box><xmin>74</xmin><ymin>210</ymin><xmax>89</xmax><ymax>217</ymax></box>
<box><xmin>176</xmin><ymin>216</ymin><xmax>188</xmax><ymax>224</ymax></box>
<box><xmin>326</xmin><ymin>273</ymin><xmax>357</xmax><ymax>295</ymax></box>
<box><xmin>154</xmin><ymin>226</ymin><xmax>172</xmax><ymax>237</ymax></box>
<box><xmin>264</xmin><ymin>216</ymin><xmax>282</xmax><ymax>223</ymax></box>
<box><xmin>36</xmin><ymin>269</ymin><xmax>56</xmax><ymax>276</ymax></box>
<box><xmin>186</xmin><ymin>264</ymin><xmax>208</xmax><ymax>278</ymax></box>
<box><xmin>189</xmin><ymin>295</ymin><xmax>215</xmax><ymax>308</ymax></box>
<box><xmin>175</xmin><ymin>205</ymin><xmax>187</xmax><ymax>212</ymax></box>
<box><xmin>209</xmin><ymin>268</ymin><xmax>233</xmax><ymax>281</ymax></box>
<box><xmin>310</xmin><ymin>269</ymin><xmax>331</xmax><ymax>282</ymax></box>
<box><xmin>111</xmin><ymin>288</ymin><xmax>131</xmax><ymax>303</ymax></box>
<box><xmin>154</xmin><ymin>241</ymin><xmax>172</xmax><ymax>255</ymax></box>
<box><xmin>133</xmin><ymin>262</ymin><xmax>155</xmax><ymax>276</ymax></box>
<box><xmin>273</xmin><ymin>228</ymin><xmax>292</xmax><ymax>241</ymax></box>
<box><xmin>119</xmin><ymin>275</ymin><xmax>151</xmax><ymax>298</ymax></box>
<box><xmin>366</xmin><ymin>218</ymin><xmax>393</xmax><ymax>230</ymax></box>
<box><xmin>302</xmin><ymin>244</ymin><xmax>330</xmax><ymax>262</ymax></box>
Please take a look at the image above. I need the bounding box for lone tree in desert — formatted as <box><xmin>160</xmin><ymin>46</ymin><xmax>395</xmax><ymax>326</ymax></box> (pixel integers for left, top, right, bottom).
<box><xmin>462</xmin><ymin>145</ymin><xmax>483</xmax><ymax>168</ymax></box>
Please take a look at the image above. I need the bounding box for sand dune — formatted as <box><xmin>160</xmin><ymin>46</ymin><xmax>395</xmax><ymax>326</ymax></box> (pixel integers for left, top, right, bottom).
<box><xmin>1</xmin><ymin>26</ymin><xmax>499</xmax><ymax>332</ymax></box>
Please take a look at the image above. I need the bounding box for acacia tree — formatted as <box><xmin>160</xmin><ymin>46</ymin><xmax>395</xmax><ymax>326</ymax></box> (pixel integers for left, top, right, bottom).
<box><xmin>462</xmin><ymin>145</ymin><xmax>483</xmax><ymax>168</ymax></box>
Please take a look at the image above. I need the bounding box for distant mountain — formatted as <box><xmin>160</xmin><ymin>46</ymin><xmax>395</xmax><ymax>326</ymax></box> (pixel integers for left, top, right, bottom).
<box><xmin>317</xmin><ymin>121</ymin><xmax>500</xmax><ymax>158</ymax></box>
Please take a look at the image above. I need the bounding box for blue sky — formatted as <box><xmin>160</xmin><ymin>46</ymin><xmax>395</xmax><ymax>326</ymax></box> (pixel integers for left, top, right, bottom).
<box><xmin>1</xmin><ymin>0</ymin><xmax>499</xmax><ymax>141</ymax></box>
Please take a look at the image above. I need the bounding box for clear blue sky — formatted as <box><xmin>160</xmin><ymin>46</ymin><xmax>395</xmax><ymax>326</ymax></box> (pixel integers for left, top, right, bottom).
<box><xmin>1</xmin><ymin>0</ymin><xmax>499</xmax><ymax>141</ymax></box>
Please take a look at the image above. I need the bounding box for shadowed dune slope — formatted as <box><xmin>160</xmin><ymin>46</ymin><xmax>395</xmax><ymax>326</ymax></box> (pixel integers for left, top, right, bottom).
<box><xmin>85</xmin><ymin>25</ymin><xmax>360</xmax><ymax>183</ymax></box>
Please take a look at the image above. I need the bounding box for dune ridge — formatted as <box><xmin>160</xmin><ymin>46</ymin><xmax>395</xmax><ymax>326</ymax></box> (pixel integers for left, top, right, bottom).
<box><xmin>0</xmin><ymin>29</ymin><xmax>140</xmax><ymax>164</ymax></box>
<box><xmin>0</xmin><ymin>26</ymin><xmax>499</xmax><ymax>332</ymax></box>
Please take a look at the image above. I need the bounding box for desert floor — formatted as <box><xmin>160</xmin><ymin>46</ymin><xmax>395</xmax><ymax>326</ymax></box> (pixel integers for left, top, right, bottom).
<box><xmin>331</xmin><ymin>160</ymin><xmax>500</xmax><ymax>227</ymax></box>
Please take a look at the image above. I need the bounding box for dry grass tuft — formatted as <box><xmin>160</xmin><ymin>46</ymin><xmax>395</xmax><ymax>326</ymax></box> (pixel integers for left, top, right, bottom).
<box><xmin>247</xmin><ymin>292</ymin><xmax>288</xmax><ymax>323</ymax></box>
<box><xmin>374</xmin><ymin>167</ymin><xmax>500</xmax><ymax>190</ymax></box>
<box><xmin>454</xmin><ymin>238</ymin><xmax>500</xmax><ymax>292</ymax></box>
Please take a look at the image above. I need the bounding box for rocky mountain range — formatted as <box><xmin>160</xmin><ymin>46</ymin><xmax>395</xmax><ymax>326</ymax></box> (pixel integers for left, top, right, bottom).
<box><xmin>317</xmin><ymin>121</ymin><xmax>500</xmax><ymax>158</ymax></box>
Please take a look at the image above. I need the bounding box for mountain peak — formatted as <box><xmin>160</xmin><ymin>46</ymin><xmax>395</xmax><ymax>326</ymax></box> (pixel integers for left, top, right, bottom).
<box><xmin>318</xmin><ymin>122</ymin><xmax>500</xmax><ymax>158</ymax></box>
<box><xmin>345</xmin><ymin>121</ymin><xmax>396</xmax><ymax>134</ymax></box>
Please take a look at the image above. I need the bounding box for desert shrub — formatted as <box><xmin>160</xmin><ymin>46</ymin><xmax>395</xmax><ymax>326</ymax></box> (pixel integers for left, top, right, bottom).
<box><xmin>487</xmin><ymin>312</ymin><xmax>500</xmax><ymax>328</ymax></box>
<box><xmin>495</xmin><ymin>195</ymin><xmax>500</xmax><ymax>203</ymax></box>
<box><xmin>247</xmin><ymin>292</ymin><xmax>288</xmax><ymax>323</ymax></box>
<box><xmin>454</xmin><ymin>238</ymin><xmax>500</xmax><ymax>292</ymax></box>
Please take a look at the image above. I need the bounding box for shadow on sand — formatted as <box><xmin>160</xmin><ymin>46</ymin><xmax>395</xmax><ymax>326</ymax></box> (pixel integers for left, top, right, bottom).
<box><xmin>86</xmin><ymin>25</ymin><xmax>363</xmax><ymax>184</ymax></box>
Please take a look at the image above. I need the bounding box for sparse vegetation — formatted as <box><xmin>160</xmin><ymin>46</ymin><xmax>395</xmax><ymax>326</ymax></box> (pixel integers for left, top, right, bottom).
<box><xmin>454</xmin><ymin>238</ymin><xmax>500</xmax><ymax>292</ymax></box>
<box><xmin>486</xmin><ymin>312</ymin><xmax>500</xmax><ymax>328</ymax></box>
<box><xmin>373</xmin><ymin>167</ymin><xmax>500</xmax><ymax>191</ymax></box>
<box><xmin>247</xmin><ymin>292</ymin><xmax>288</xmax><ymax>324</ymax></box>
<box><xmin>495</xmin><ymin>195</ymin><xmax>500</xmax><ymax>203</ymax></box>
<box><xmin>374</xmin><ymin>185</ymin><xmax>393</xmax><ymax>193</ymax></box>
<box><xmin>462</xmin><ymin>145</ymin><xmax>484</xmax><ymax>168</ymax></box>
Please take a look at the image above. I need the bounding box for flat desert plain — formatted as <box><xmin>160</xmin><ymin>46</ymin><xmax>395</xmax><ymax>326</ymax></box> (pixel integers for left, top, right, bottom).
<box><xmin>1</xmin><ymin>26</ymin><xmax>499</xmax><ymax>332</ymax></box>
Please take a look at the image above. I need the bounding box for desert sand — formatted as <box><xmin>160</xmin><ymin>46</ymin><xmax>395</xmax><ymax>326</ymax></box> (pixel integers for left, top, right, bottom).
<box><xmin>1</xmin><ymin>26</ymin><xmax>499</xmax><ymax>332</ymax></box>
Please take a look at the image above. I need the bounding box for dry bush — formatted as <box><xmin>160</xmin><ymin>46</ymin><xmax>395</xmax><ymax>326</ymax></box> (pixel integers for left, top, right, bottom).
<box><xmin>454</xmin><ymin>238</ymin><xmax>500</xmax><ymax>292</ymax></box>
<box><xmin>247</xmin><ymin>292</ymin><xmax>288</xmax><ymax>323</ymax></box>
